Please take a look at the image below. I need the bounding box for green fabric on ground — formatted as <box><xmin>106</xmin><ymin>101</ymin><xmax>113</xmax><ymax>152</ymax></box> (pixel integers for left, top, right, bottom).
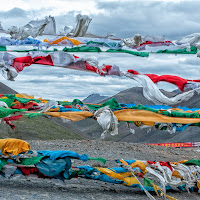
<box><xmin>106</xmin><ymin>49</ymin><xmax>149</xmax><ymax>57</ymax></box>
<box><xmin>17</xmin><ymin>156</ymin><xmax>44</xmax><ymax>165</ymax></box>
<box><xmin>130</xmin><ymin>105</ymin><xmax>159</xmax><ymax>113</ymax></box>
<box><xmin>57</xmin><ymin>101</ymin><xmax>72</xmax><ymax>106</ymax></box>
<box><xmin>72</xmin><ymin>99</ymin><xmax>83</xmax><ymax>105</ymax></box>
<box><xmin>57</xmin><ymin>99</ymin><xmax>83</xmax><ymax>106</ymax></box>
<box><xmin>0</xmin><ymin>98</ymin><xmax>14</xmax><ymax>107</ymax></box>
<box><xmin>156</xmin><ymin>46</ymin><xmax>197</xmax><ymax>54</ymax></box>
<box><xmin>159</xmin><ymin>110</ymin><xmax>200</xmax><ymax>118</ymax></box>
<box><xmin>67</xmin><ymin>169</ymin><xmax>88</xmax><ymax>180</ymax></box>
<box><xmin>144</xmin><ymin>177</ymin><xmax>153</xmax><ymax>187</ymax></box>
<box><xmin>13</xmin><ymin>49</ymin><xmax>38</xmax><ymax>52</ymax></box>
<box><xmin>130</xmin><ymin>104</ymin><xmax>200</xmax><ymax>118</ymax></box>
<box><xmin>85</xmin><ymin>104</ymin><xmax>101</xmax><ymax>110</ymax></box>
<box><xmin>0</xmin><ymin>46</ymin><xmax>6</xmax><ymax>51</ymax></box>
<box><xmin>0</xmin><ymin>107</ymin><xmax>26</xmax><ymax>118</ymax></box>
<box><xmin>88</xmin><ymin>157</ymin><xmax>107</xmax><ymax>164</ymax></box>
<box><xmin>24</xmin><ymin>113</ymin><xmax>44</xmax><ymax>118</ymax></box>
<box><xmin>183</xmin><ymin>159</ymin><xmax>200</xmax><ymax>166</ymax></box>
<box><xmin>86</xmin><ymin>98</ymin><xmax>121</xmax><ymax>110</ymax></box>
<box><xmin>63</xmin><ymin>46</ymin><xmax>102</xmax><ymax>52</ymax></box>
<box><xmin>102</xmin><ymin>98</ymin><xmax>121</xmax><ymax>110</ymax></box>
<box><xmin>0</xmin><ymin>158</ymin><xmax>7</xmax><ymax>171</ymax></box>
<box><xmin>58</xmin><ymin>98</ymin><xmax>120</xmax><ymax>110</ymax></box>
<box><xmin>4</xmin><ymin>94</ymin><xmax>41</xmax><ymax>104</ymax></box>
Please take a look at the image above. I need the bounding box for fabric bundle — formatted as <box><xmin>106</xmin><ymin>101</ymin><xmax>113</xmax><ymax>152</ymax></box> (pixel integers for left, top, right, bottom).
<box><xmin>0</xmin><ymin>138</ymin><xmax>200</xmax><ymax>200</ymax></box>
<box><xmin>0</xmin><ymin>51</ymin><xmax>199</xmax><ymax>106</ymax></box>
<box><xmin>127</xmin><ymin>69</ymin><xmax>200</xmax><ymax>92</ymax></box>
<box><xmin>125</xmin><ymin>73</ymin><xmax>198</xmax><ymax>105</ymax></box>
<box><xmin>2</xmin><ymin>94</ymin><xmax>200</xmax><ymax>138</ymax></box>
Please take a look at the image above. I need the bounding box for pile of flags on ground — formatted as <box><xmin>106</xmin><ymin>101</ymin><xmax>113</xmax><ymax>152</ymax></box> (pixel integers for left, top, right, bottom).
<box><xmin>0</xmin><ymin>138</ymin><xmax>199</xmax><ymax>200</ymax></box>
<box><xmin>1</xmin><ymin>94</ymin><xmax>200</xmax><ymax>138</ymax></box>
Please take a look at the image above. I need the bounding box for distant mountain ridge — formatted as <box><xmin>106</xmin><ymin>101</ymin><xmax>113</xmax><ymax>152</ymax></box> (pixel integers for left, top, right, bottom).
<box><xmin>70</xmin><ymin>87</ymin><xmax>200</xmax><ymax>143</ymax></box>
<box><xmin>82</xmin><ymin>93</ymin><xmax>109</xmax><ymax>103</ymax></box>
<box><xmin>2</xmin><ymin>80</ymin><xmax>200</xmax><ymax>143</ymax></box>
<box><xmin>0</xmin><ymin>82</ymin><xmax>17</xmax><ymax>94</ymax></box>
<box><xmin>0</xmin><ymin>82</ymin><xmax>85</xmax><ymax>140</ymax></box>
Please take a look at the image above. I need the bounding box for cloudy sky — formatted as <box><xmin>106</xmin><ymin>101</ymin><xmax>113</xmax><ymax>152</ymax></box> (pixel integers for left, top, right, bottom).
<box><xmin>0</xmin><ymin>0</ymin><xmax>199</xmax><ymax>39</ymax></box>
<box><xmin>0</xmin><ymin>52</ymin><xmax>200</xmax><ymax>101</ymax></box>
<box><xmin>0</xmin><ymin>0</ymin><xmax>200</xmax><ymax>101</ymax></box>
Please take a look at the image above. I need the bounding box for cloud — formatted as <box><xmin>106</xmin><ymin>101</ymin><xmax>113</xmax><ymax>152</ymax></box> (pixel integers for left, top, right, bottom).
<box><xmin>178</xmin><ymin>57</ymin><xmax>200</xmax><ymax>66</ymax></box>
<box><xmin>0</xmin><ymin>8</ymin><xmax>27</xmax><ymax>19</ymax></box>
<box><xmin>0</xmin><ymin>52</ymin><xmax>199</xmax><ymax>101</ymax></box>
<box><xmin>0</xmin><ymin>1</ymin><xmax>200</xmax><ymax>101</ymax></box>
<box><xmin>1</xmin><ymin>1</ymin><xmax>200</xmax><ymax>39</ymax></box>
<box><xmin>0</xmin><ymin>8</ymin><xmax>29</xmax><ymax>29</ymax></box>
<box><xmin>87</xmin><ymin>1</ymin><xmax>200</xmax><ymax>39</ymax></box>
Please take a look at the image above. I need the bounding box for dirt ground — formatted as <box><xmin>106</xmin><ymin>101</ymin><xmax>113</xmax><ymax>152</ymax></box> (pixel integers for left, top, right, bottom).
<box><xmin>0</xmin><ymin>139</ymin><xmax>199</xmax><ymax>200</ymax></box>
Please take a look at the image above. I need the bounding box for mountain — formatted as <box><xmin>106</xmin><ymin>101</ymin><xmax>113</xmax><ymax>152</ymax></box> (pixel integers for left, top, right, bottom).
<box><xmin>70</xmin><ymin>87</ymin><xmax>200</xmax><ymax>143</ymax></box>
<box><xmin>174</xmin><ymin>91</ymin><xmax>200</xmax><ymax>108</ymax></box>
<box><xmin>0</xmin><ymin>8</ymin><xmax>27</xmax><ymax>19</ymax></box>
<box><xmin>99</xmin><ymin>87</ymin><xmax>176</xmax><ymax>104</ymax></box>
<box><xmin>0</xmin><ymin>82</ymin><xmax>85</xmax><ymax>140</ymax></box>
<box><xmin>0</xmin><ymin>115</ymin><xmax>84</xmax><ymax>140</ymax></box>
<box><xmin>0</xmin><ymin>82</ymin><xmax>17</xmax><ymax>94</ymax></box>
<box><xmin>82</xmin><ymin>93</ymin><xmax>109</xmax><ymax>103</ymax></box>
<box><xmin>2</xmin><ymin>80</ymin><xmax>200</xmax><ymax>143</ymax></box>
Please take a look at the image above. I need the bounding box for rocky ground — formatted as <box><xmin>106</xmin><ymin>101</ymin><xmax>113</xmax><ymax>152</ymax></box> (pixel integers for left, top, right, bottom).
<box><xmin>0</xmin><ymin>139</ymin><xmax>199</xmax><ymax>200</ymax></box>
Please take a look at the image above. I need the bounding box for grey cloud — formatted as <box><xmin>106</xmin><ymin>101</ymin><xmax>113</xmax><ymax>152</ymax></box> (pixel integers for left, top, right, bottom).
<box><xmin>0</xmin><ymin>8</ymin><xmax>30</xmax><ymax>29</ymax></box>
<box><xmin>87</xmin><ymin>1</ymin><xmax>200</xmax><ymax>39</ymax></box>
<box><xmin>0</xmin><ymin>7</ymin><xmax>54</xmax><ymax>29</ymax></box>
<box><xmin>178</xmin><ymin>57</ymin><xmax>200</xmax><ymax>66</ymax></box>
<box><xmin>1</xmin><ymin>1</ymin><xmax>200</xmax><ymax>40</ymax></box>
<box><xmin>0</xmin><ymin>8</ymin><xmax>27</xmax><ymax>19</ymax></box>
<box><xmin>54</xmin><ymin>11</ymin><xmax>77</xmax><ymax>33</ymax></box>
<box><xmin>0</xmin><ymin>53</ymin><xmax>197</xmax><ymax>101</ymax></box>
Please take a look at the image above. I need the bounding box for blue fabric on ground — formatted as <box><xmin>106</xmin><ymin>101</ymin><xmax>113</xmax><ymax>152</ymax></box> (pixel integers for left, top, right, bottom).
<box><xmin>108</xmin><ymin>167</ymin><xmax>141</xmax><ymax>173</ymax></box>
<box><xmin>0</xmin><ymin>37</ymin><xmax>41</xmax><ymax>46</ymax></box>
<box><xmin>77</xmin><ymin>166</ymin><xmax>94</xmax><ymax>172</ymax></box>
<box><xmin>178</xmin><ymin>185</ymin><xmax>187</xmax><ymax>191</ymax></box>
<box><xmin>173</xmin><ymin>123</ymin><xmax>192</xmax><ymax>131</ymax></box>
<box><xmin>94</xmin><ymin>173</ymin><xmax>123</xmax><ymax>184</ymax></box>
<box><xmin>16</xmin><ymin>38</ymin><xmax>41</xmax><ymax>45</ymax></box>
<box><xmin>14</xmin><ymin>168</ymin><xmax>23</xmax><ymax>175</ymax></box>
<box><xmin>37</xmin><ymin>150</ymin><xmax>88</xmax><ymax>161</ymax></box>
<box><xmin>35</xmin><ymin>157</ymin><xmax>71</xmax><ymax>177</ymax></box>
<box><xmin>0</xmin><ymin>37</ymin><xmax>17</xmax><ymax>45</ymax></box>
<box><xmin>78</xmin><ymin>166</ymin><xmax>123</xmax><ymax>184</ymax></box>
<box><xmin>115</xmin><ymin>159</ymin><xmax>136</xmax><ymax>165</ymax></box>
<box><xmin>58</xmin><ymin>107</ymin><xmax>82</xmax><ymax>112</ymax></box>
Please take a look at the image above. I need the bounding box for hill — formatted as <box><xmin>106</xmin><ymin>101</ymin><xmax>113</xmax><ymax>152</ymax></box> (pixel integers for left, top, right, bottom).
<box><xmin>82</xmin><ymin>93</ymin><xmax>109</xmax><ymax>104</ymax></box>
<box><xmin>0</xmin><ymin>82</ymin><xmax>17</xmax><ymax>94</ymax></box>
<box><xmin>0</xmin><ymin>82</ymin><xmax>85</xmax><ymax>140</ymax></box>
<box><xmin>0</xmin><ymin>115</ymin><xmax>84</xmax><ymax>140</ymax></box>
<box><xmin>174</xmin><ymin>90</ymin><xmax>200</xmax><ymax>108</ymax></box>
<box><xmin>69</xmin><ymin>87</ymin><xmax>200</xmax><ymax>143</ymax></box>
<box><xmin>1</xmin><ymin>80</ymin><xmax>200</xmax><ymax>143</ymax></box>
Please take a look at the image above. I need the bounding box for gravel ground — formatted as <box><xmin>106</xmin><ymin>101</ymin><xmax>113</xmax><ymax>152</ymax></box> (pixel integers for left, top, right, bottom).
<box><xmin>0</xmin><ymin>139</ymin><xmax>199</xmax><ymax>200</ymax></box>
